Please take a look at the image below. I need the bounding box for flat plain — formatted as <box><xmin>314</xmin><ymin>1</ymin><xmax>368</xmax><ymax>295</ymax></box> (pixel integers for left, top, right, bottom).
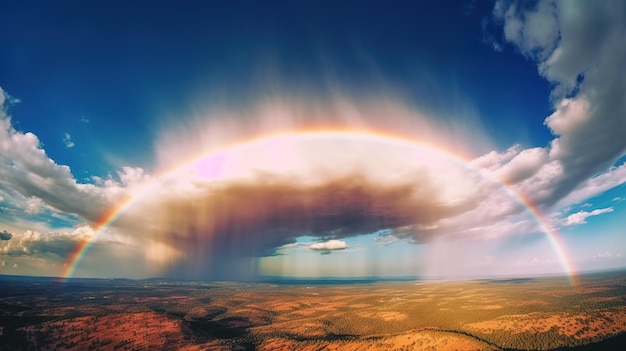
<box><xmin>1</xmin><ymin>271</ymin><xmax>626</xmax><ymax>350</ymax></box>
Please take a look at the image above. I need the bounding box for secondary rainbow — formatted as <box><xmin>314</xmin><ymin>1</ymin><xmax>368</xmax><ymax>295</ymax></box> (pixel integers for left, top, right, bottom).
<box><xmin>61</xmin><ymin>129</ymin><xmax>577</xmax><ymax>283</ymax></box>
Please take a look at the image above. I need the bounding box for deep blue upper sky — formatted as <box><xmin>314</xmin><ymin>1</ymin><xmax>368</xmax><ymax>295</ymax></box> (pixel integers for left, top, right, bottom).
<box><xmin>0</xmin><ymin>0</ymin><xmax>552</xmax><ymax>177</ymax></box>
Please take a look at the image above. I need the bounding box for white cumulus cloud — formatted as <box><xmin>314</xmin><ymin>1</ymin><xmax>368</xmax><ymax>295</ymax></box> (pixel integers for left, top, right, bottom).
<box><xmin>0</xmin><ymin>86</ymin><xmax>129</xmax><ymax>223</ymax></box>
<box><xmin>561</xmin><ymin>207</ymin><xmax>614</xmax><ymax>227</ymax></box>
<box><xmin>309</xmin><ymin>240</ymin><xmax>348</xmax><ymax>251</ymax></box>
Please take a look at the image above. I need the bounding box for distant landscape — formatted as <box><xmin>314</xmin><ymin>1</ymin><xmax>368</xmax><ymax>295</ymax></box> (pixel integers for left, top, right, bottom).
<box><xmin>1</xmin><ymin>271</ymin><xmax>626</xmax><ymax>350</ymax></box>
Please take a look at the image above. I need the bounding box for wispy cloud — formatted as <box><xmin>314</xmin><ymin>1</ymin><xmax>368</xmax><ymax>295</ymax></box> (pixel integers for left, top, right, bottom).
<box><xmin>592</xmin><ymin>251</ymin><xmax>622</xmax><ymax>261</ymax></box>
<box><xmin>375</xmin><ymin>234</ymin><xmax>398</xmax><ymax>246</ymax></box>
<box><xmin>63</xmin><ymin>132</ymin><xmax>75</xmax><ymax>148</ymax></box>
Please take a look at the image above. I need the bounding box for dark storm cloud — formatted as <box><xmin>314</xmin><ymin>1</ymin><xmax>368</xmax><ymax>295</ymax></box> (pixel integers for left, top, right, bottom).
<box><xmin>0</xmin><ymin>230</ymin><xmax>12</xmax><ymax>240</ymax></box>
<box><xmin>152</xmin><ymin>174</ymin><xmax>477</xmax><ymax>279</ymax></box>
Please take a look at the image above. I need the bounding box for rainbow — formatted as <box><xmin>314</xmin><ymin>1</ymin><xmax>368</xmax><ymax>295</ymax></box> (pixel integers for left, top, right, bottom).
<box><xmin>61</xmin><ymin>129</ymin><xmax>577</xmax><ymax>283</ymax></box>
<box><xmin>497</xmin><ymin>182</ymin><xmax>578</xmax><ymax>284</ymax></box>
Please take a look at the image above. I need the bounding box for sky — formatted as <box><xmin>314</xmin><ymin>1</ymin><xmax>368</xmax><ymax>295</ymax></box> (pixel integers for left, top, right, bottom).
<box><xmin>0</xmin><ymin>0</ymin><xmax>625</xmax><ymax>281</ymax></box>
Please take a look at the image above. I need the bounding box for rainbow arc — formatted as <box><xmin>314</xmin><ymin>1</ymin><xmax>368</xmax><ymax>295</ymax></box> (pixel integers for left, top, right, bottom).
<box><xmin>61</xmin><ymin>130</ymin><xmax>576</xmax><ymax>284</ymax></box>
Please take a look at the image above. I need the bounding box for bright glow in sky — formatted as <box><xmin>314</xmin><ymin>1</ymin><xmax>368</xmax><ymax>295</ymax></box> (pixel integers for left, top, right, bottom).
<box><xmin>0</xmin><ymin>0</ymin><xmax>625</xmax><ymax>281</ymax></box>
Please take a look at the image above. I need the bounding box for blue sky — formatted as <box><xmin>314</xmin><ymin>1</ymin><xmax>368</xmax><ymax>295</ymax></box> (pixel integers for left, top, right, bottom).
<box><xmin>0</xmin><ymin>0</ymin><xmax>625</xmax><ymax>280</ymax></box>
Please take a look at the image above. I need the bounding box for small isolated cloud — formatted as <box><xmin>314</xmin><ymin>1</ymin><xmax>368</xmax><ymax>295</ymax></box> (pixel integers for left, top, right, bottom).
<box><xmin>80</xmin><ymin>117</ymin><xmax>90</xmax><ymax>123</ymax></box>
<box><xmin>63</xmin><ymin>132</ymin><xmax>75</xmax><ymax>148</ymax></box>
<box><xmin>309</xmin><ymin>239</ymin><xmax>348</xmax><ymax>251</ymax></box>
<box><xmin>562</xmin><ymin>207</ymin><xmax>614</xmax><ymax>227</ymax></box>
<box><xmin>0</xmin><ymin>230</ymin><xmax>13</xmax><ymax>240</ymax></box>
<box><xmin>612</xmin><ymin>197</ymin><xmax>625</xmax><ymax>202</ymax></box>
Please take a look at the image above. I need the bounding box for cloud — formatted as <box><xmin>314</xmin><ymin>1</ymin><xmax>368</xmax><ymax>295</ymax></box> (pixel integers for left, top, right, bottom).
<box><xmin>24</xmin><ymin>196</ymin><xmax>45</xmax><ymax>214</ymax></box>
<box><xmin>63</xmin><ymin>132</ymin><xmax>75</xmax><ymax>148</ymax></box>
<box><xmin>0</xmin><ymin>80</ymin><xmax>576</xmax><ymax>280</ymax></box>
<box><xmin>0</xmin><ymin>227</ymin><xmax>93</xmax><ymax>258</ymax></box>
<box><xmin>0</xmin><ymin>86</ymin><xmax>498</xmax><ymax>279</ymax></box>
<box><xmin>495</xmin><ymin>147</ymin><xmax>548</xmax><ymax>183</ymax></box>
<box><xmin>561</xmin><ymin>207</ymin><xmax>614</xmax><ymax>227</ymax></box>
<box><xmin>481</xmin><ymin>17</ymin><xmax>504</xmax><ymax>52</ymax></box>
<box><xmin>310</xmin><ymin>240</ymin><xmax>348</xmax><ymax>251</ymax></box>
<box><xmin>80</xmin><ymin>117</ymin><xmax>90</xmax><ymax>123</ymax></box>
<box><xmin>12</xmin><ymin>2</ymin><xmax>626</xmax><ymax>280</ymax></box>
<box><xmin>375</xmin><ymin>233</ymin><xmax>398</xmax><ymax>246</ymax></box>
<box><xmin>0</xmin><ymin>230</ymin><xmax>12</xmax><ymax>240</ymax></box>
<box><xmin>143</xmin><ymin>169</ymin><xmax>480</xmax><ymax>279</ymax></box>
<box><xmin>490</xmin><ymin>0</ymin><xmax>626</xmax><ymax>208</ymax></box>
<box><xmin>272</xmin><ymin>242</ymin><xmax>302</xmax><ymax>255</ymax></box>
<box><xmin>471</xmin><ymin>145</ymin><xmax>521</xmax><ymax>171</ymax></box>
<box><xmin>3</xmin><ymin>12</ymin><xmax>626</xmax><ymax>280</ymax></box>
<box><xmin>557</xmin><ymin>163</ymin><xmax>626</xmax><ymax>207</ymax></box>
<box><xmin>0</xmin><ymin>88</ymin><xmax>20</xmax><ymax>107</ymax></box>
<box><xmin>0</xmin><ymin>232</ymin><xmax>71</xmax><ymax>257</ymax></box>
<box><xmin>494</xmin><ymin>0</ymin><xmax>559</xmax><ymax>61</ymax></box>
<box><xmin>119</xmin><ymin>107</ymin><xmax>527</xmax><ymax>280</ymax></box>
<box><xmin>592</xmin><ymin>251</ymin><xmax>622</xmax><ymax>261</ymax></box>
<box><xmin>0</xmin><ymin>87</ymin><xmax>125</xmax><ymax>224</ymax></box>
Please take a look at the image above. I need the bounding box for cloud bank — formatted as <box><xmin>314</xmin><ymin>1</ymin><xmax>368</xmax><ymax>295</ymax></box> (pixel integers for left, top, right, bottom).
<box><xmin>491</xmin><ymin>0</ymin><xmax>626</xmax><ymax>207</ymax></box>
